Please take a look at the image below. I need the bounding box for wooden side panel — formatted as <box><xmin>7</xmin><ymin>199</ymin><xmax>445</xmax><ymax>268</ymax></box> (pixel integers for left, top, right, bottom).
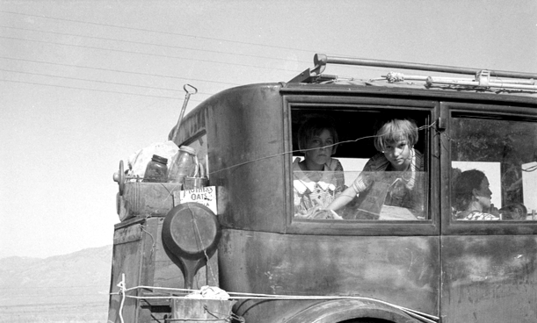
<box><xmin>108</xmin><ymin>217</ymin><xmax>219</xmax><ymax>323</ymax></box>
<box><xmin>108</xmin><ymin>223</ymin><xmax>144</xmax><ymax>323</ymax></box>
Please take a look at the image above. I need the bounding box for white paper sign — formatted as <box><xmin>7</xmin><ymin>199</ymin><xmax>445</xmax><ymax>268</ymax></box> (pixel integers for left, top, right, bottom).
<box><xmin>177</xmin><ymin>186</ymin><xmax>217</xmax><ymax>214</ymax></box>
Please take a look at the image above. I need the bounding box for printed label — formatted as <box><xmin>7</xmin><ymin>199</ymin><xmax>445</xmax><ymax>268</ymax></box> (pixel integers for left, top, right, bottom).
<box><xmin>174</xmin><ymin>186</ymin><xmax>217</xmax><ymax>213</ymax></box>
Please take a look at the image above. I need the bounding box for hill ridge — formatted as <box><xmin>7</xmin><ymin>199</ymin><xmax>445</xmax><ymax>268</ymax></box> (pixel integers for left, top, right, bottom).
<box><xmin>0</xmin><ymin>245</ymin><xmax>113</xmax><ymax>323</ymax></box>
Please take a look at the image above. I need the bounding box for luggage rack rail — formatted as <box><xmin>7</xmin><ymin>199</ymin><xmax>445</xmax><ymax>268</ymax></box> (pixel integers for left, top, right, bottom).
<box><xmin>290</xmin><ymin>53</ymin><xmax>537</xmax><ymax>93</ymax></box>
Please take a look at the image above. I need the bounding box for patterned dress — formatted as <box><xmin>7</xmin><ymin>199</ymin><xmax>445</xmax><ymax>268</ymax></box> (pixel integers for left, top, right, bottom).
<box><xmin>455</xmin><ymin>211</ymin><xmax>500</xmax><ymax>221</ymax></box>
<box><xmin>293</xmin><ymin>158</ymin><xmax>344</xmax><ymax>218</ymax></box>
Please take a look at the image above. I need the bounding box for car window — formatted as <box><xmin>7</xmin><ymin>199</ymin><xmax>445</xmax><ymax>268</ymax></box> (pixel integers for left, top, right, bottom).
<box><xmin>291</xmin><ymin>108</ymin><xmax>430</xmax><ymax>221</ymax></box>
<box><xmin>450</xmin><ymin>115</ymin><xmax>537</xmax><ymax>221</ymax></box>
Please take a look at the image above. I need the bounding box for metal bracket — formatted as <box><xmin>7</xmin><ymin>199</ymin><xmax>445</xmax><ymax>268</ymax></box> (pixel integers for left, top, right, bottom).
<box><xmin>476</xmin><ymin>70</ymin><xmax>491</xmax><ymax>87</ymax></box>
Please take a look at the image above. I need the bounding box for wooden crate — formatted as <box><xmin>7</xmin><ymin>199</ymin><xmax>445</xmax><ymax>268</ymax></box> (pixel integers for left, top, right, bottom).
<box><xmin>171</xmin><ymin>298</ymin><xmax>235</xmax><ymax>323</ymax></box>
<box><xmin>107</xmin><ymin>216</ymin><xmax>219</xmax><ymax>323</ymax></box>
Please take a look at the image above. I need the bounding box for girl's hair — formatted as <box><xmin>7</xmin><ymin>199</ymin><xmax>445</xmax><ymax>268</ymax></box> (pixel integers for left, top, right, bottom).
<box><xmin>298</xmin><ymin>116</ymin><xmax>339</xmax><ymax>153</ymax></box>
<box><xmin>374</xmin><ymin>119</ymin><xmax>419</xmax><ymax>152</ymax></box>
<box><xmin>453</xmin><ymin>169</ymin><xmax>486</xmax><ymax>211</ymax></box>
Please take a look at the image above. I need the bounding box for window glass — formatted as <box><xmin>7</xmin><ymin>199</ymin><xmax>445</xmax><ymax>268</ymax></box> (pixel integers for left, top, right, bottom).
<box><xmin>450</xmin><ymin>116</ymin><xmax>537</xmax><ymax>221</ymax></box>
<box><xmin>292</xmin><ymin>108</ymin><xmax>429</xmax><ymax>221</ymax></box>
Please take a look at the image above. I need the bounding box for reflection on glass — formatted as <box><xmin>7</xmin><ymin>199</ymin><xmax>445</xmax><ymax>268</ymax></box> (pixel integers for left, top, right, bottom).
<box><xmin>293</xmin><ymin>170</ymin><xmax>427</xmax><ymax>221</ymax></box>
<box><xmin>451</xmin><ymin>117</ymin><xmax>537</xmax><ymax>221</ymax></box>
<box><xmin>337</xmin><ymin>171</ymin><xmax>426</xmax><ymax>221</ymax></box>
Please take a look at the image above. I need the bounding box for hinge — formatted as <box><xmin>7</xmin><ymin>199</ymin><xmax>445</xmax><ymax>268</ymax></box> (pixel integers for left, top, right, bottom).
<box><xmin>436</xmin><ymin>117</ymin><xmax>446</xmax><ymax>132</ymax></box>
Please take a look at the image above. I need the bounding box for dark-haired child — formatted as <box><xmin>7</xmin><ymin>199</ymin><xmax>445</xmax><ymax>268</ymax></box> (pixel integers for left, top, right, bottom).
<box><xmin>293</xmin><ymin>116</ymin><xmax>345</xmax><ymax>219</ymax></box>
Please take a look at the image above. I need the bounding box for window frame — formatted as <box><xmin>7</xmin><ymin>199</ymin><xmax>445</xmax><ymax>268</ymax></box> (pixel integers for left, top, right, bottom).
<box><xmin>283</xmin><ymin>94</ymin><xmax>440</xmax><ymax>236</ymax></box>
<box><xmin>441</xmin><ymin>101</ymin><xmax>537</xmax><ymax>236</ymax></box>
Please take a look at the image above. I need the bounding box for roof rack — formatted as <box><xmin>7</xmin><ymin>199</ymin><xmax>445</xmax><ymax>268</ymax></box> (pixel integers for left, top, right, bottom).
<box><xmin>289</xmin><ymin>54</ymin><xmax>537</xmax><ymax>93</ymax></box>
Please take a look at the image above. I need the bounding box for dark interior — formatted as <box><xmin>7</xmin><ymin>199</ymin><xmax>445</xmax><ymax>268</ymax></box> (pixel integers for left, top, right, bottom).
<box><xmin>291</xmin><ymin>107</ymin><xmax>429</xmax><ymax>160</ymax></box>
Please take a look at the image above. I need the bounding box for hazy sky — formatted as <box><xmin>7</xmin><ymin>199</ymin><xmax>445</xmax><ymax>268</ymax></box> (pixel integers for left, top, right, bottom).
<box><xmin>1</xmin><ymin>0</ymin><xmax>536</xmax><ymax>259</ymax></box>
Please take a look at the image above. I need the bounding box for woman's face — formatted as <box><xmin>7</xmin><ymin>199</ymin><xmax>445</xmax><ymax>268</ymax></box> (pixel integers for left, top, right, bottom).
<box><xmin>383</xmin><ymin>139</ymin><xmax>412</xmax><ymax>171</ymax></box>
<box><xmin>473</xmin><ymin>176</ymin><xmax>492</xmax><ymax>210</ymax></box>
<box><xmin>304</xmin><ymin>129</ymin><xmax>334</xmax><ymax>167</ymax></box>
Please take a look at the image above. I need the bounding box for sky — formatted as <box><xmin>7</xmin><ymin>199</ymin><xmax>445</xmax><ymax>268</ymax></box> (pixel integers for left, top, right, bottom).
<box><xmin>1</xmin><ymin>0</ymin><xmax>536</xmax><ymax>259</ymax></box>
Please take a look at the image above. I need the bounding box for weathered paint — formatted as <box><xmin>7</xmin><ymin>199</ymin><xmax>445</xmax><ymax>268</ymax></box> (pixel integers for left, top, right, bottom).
<box><xmin>108</xmin><ymin>217</ymin><xmax>219</xmax><ymax>323</ymax></box>
<box><xmin>122</xmin><ymin>182</ymin><xmax>183</xmax><ymax>218</ymax></box>
<box><xmin>441</xmin><ymin>235</ymin><xmax>537</xmax><ymax>323</ymax></box>
<box><xmin>110</xmin><ymin>71</ymin><xmax>537</xmax><ymax>322</ymax></box>
<box><xmin>219</xmin><ymin>229</ymin><xmax>439</xmax><ymax>322</ymax></box>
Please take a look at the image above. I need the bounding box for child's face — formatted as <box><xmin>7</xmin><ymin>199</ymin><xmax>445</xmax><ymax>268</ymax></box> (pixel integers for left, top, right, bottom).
<box><xmin>304</xmin><ymin>129</ymin><xmax>334</xmax><ymax>166</ymax></box>
<box><xmin>383</xmin><ymin>138</ymin><xmax>412</xmax><ymax>171</ymax></box>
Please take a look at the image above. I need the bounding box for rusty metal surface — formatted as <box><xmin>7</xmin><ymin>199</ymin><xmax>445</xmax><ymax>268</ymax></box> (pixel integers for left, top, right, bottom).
<box><xmin>441</xmin><ymin>234</ymin><xmax>537</xmax><ymax>323</ymax></box>
<box><xmin>232</xmin><ymin>298</ymin><xmax>421</xmax><ymax>323</ymax></box>
<box><xmin>284</xmin><ymin>299</ymin><xmax>421</xmax><ymax>323</ymax></box>
<box><xmin>152</xmin><ymin>81</ymin><xmax>537</xmax><ymax>323</ymax></box>
<box><xmin>122</xmin><ymin>182</ymin><xmax>183</xmax><ymax>218</ymax></box>
<box><xmin>219</xmin><ymin>229</ymin><xmax>439</xmax><ymax>321</ymax></box>
<box><xmin>203</xmin><ymin>84</ymin><xmax>289</xmax><ymax>233</ymax></box>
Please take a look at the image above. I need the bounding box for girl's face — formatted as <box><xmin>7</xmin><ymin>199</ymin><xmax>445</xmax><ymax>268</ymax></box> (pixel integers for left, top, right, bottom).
<box><xmin>383</xmin><ymin>138</ymin><xmax>412</xmax><ymax>171</ymax></box>
<box><xmin>473</xmin><ymin>177</ymin><xmax>492</xmax><ymax>210</ymax></box>
<box><xmin>304</xmin><ymin>129</ymin><xmax>334</xmax><ymax>167</ymax></box>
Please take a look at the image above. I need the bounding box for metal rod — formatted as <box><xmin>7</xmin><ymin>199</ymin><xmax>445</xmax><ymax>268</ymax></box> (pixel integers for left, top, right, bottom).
<box><xmin>427</xmin><ymin>78</ymin><xmax>537</xmax><ymax>91</ymax></box>
<box><xmin>172</xmin><ymin>84</ymin><xmax>198</xmax><ymax>142</ymax></box>
<box><xmin>314</xmin><ymin>53</ymin><xmax>537</xmax><ymax>80</ymax></box>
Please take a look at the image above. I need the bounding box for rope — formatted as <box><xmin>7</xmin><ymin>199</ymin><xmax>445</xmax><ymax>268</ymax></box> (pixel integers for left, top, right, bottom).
<box><xmin>116</xmin><ymin>274</ymin><xmax>126</xmax><ymax>323</ymax></box>
<box><xmin>208</xmin><ymin>121</ymin><xmax>437</xmax><ymax>177</ymax></box>
<box><xmin>385</xmin><ymin>72</ymin><xmax>405</xmax><ymax>83</ymax></box>
<box><xmin>187</xmin><ymin>203</ymin><xmax>218</xmax><ymax>283</ymax></box>
<box><xmin>112</xmin><ymin>283</ymin><xmax>439</xmax><ymax>323</ymax></box>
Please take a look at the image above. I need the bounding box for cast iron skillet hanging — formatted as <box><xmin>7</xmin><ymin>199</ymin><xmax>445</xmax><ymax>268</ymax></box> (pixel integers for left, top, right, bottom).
<box><xmin>161</xmin><ymin>202</ymin><xmax>220</xmax><ymax>289</ymax></box>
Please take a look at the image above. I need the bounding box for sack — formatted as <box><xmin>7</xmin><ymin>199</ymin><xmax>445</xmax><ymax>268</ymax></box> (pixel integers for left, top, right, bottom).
<box><xmin>127</xmin><ymin>141</ymin><xmax>179</xmax><ymax>179</ymax></box>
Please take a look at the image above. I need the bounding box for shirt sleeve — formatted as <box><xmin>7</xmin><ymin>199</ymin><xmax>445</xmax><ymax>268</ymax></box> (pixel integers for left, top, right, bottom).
<box><xmin>333</xmin><ymin>159</ymin><xmax>345</xmax><ymax>192</ymax></box>
<box><xmin>351</xmin><ymin>157</ymin><xmax>375</xmax><ymax>194</ymax></box>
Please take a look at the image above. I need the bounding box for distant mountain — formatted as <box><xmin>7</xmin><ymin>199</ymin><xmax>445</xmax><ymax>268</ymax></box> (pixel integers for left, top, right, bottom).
<box><xmin>0</xmin><ymin>245</ymin><xmax>112</xmax><ymax>323</ymax></box>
